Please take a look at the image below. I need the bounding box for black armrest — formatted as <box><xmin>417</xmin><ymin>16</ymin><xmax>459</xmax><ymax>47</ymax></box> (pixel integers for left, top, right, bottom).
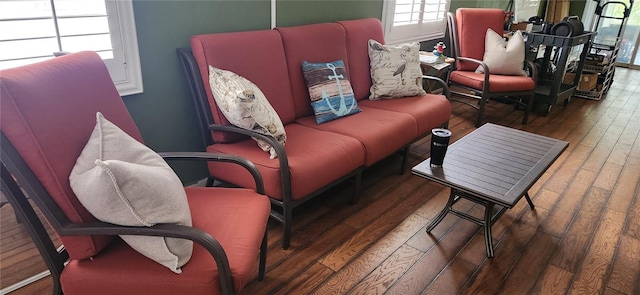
<box><xmin>422</xmin><ymin>75</ymin><xmax>451</xmax><ymax>99</ymax></box>
<box><xmin>158</xmin><ymin>151</ymin><xmax>265</xmax><ymax>194</ymax></box>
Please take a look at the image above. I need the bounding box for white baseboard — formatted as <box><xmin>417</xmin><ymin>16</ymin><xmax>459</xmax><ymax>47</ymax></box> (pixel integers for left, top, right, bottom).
<box><xmin>0</xmin><ymin>270</ymin><xmax>50</xmax><ymax>295</ymax></box>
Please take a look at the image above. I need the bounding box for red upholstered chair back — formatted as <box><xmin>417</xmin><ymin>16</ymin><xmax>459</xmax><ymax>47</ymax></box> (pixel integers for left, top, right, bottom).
<box><xmin>455</xmin><ymin>8</ymin><xmax>506</xmax><ymax>71</ymax></box>
<box><xmin>0</xmin><ymin>52</ymin><xmax>141</xmax><ymax>259</ymax></box>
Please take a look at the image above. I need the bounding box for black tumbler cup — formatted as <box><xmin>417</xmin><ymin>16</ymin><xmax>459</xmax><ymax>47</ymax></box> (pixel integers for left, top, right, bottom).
<box><xmin>430</xmin><ymin>128</ymin><xmax>451</xmax><ymax>167</ymax></box>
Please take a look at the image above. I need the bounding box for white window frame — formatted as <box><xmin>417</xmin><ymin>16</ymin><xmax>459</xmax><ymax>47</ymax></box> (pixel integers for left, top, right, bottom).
<box><xmin>104</xmin><ymin>0</ymin><xmax>143</xmax><ymax>96</ymax></box>
<box><xmin>382</xmin><ymin>0</ymin><xmax>451</xmax><ymax>45</ymax></box>
<box><xmin>0</xmin><ymin>0</ymin><xmax>142</xmax><ymax>96</ymax></box>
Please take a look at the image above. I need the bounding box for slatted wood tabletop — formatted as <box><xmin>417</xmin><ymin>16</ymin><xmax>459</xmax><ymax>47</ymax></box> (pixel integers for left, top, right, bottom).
<box><xmin>413</xmin><ymin>123</ymin><xmax>569</xmax><ymax>208</ymax></box>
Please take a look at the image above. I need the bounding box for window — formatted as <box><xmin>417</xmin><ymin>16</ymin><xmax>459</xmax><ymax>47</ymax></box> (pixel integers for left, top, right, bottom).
<box><xmin>0</xmin><ymin>0</ymin><xmax>142</xmax><ymax>96</ymax></box>
<box><xmin>382</xmin><ymin>0</ymin><xmax>451</xmax><ymax>45</ymax></box>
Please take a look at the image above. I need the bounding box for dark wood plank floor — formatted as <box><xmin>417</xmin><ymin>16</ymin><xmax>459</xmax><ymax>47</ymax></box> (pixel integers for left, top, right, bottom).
<box><xmin>2</xmin><ymin>67</ymin><xmax>639</xmax><ymax>295</ymax></box>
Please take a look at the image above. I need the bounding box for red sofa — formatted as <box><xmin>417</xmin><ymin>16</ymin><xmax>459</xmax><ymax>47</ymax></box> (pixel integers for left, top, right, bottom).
<box><xmin>178</xmin><ymin>18</ymin><xmax>451</xmax><ymax>249</ymax></box>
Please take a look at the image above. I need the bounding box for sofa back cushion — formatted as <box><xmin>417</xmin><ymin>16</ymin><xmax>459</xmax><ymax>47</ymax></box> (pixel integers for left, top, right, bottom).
<box><xmin>338</xmin><ymin>18</ymin><xmax>385</xmax><ymax>101</ymax></box>
<box><xmin>191</xmin><ymin>30</ymin><xmax>296</xmax><ymax>143</ymax></box>
<box><xmin>276</xmin><ymin>22</ymin><xmax>350</xmax><ymax>120</ymax></box>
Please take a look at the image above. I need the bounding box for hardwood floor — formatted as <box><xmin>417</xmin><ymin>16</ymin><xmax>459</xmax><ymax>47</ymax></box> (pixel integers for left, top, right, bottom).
<box><xmin>1</xmin><ymin>68</ymin><xmax>639</xmax><ymax>295</ymax></box>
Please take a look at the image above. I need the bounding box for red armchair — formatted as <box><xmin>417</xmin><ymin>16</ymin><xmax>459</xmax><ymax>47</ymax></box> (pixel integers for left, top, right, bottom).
<box><xmin>447</xmin><ymin>8</ymin><xmax>537</xmax><ymax>127</ymax></box>
<box><xmin>0</xmin><ymin>52</ymin><xmax>270</xmax><ymax>295</ymax></box>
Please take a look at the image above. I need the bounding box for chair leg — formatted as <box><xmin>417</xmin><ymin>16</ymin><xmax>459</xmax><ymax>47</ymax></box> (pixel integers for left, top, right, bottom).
<box><xmin>476</xmin><ymin>97</ymin><xmax>488</xmax><ymax>127</ymax></box>
<box><xmin>349</xmin><ymin>171</ymin><xmax>362</xmax><ymax>205</ymax></box>
<box><xmin>399</xmin><ymin>146</ymin><xmax>410</xmax><ymax>175</ymax></box>
<box><xmin>522</xmin><ymin>94</ymin><xmax>534</xmax><ymax>125</ymax></box>
<box><xmin>282</xmin><ymin>203</ymin><xmax>292</xmax><ymax>249</ymax></box>
<box><xmin>258</xmin><ymin>229</ymin><xmax>267</xmax><ymax>281</ymax></box>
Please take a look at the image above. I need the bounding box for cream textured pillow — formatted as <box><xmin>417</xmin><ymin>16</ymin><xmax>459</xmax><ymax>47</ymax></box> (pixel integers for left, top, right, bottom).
<box><xmin>69</xmin><ymin>112</ymin><xmax>192</xmax><ymax>274</ymax></box>
<box><xmin>367</xmin><ymin>39</ymin><xmax>426</xmax><ymax>100</ymax></box>
<box><xmin>476</xmin><ymin>29</ymin><xmax>527</xmax><ymax>76</ymax></box>
<box><xmin>209</xmin><ymin>66</ymin><xmax>286</xmax><ymax>159</ymax></box>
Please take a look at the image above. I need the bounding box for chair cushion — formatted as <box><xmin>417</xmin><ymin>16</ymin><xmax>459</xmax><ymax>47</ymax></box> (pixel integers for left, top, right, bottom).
<box><xmin>455</xmin><ymin>8</ymin><xmax>506</xmax><ymax>72</ymax></box>
<box><xmin>302</xmin><ymin>60</ymin><xmax>361</xmax><ymax>124</ymax></box>
<box><xmin>358</xmin><ymin>94</ymin><xmax>452</xmax><ymax>137</ymax></box>
<box><xmin>69</xmin><ymin>112</ymin><xmax>192</xmax><ymax>273</ymax></box>
<box><xmin>208</xmin><ymin>66</ymin><xmax>287</xmax><ymax>159</ymax></box>
<box><xmin>476</xmin><ymin>29</ymin><xmax>527</xmax><ymax>76</ymax></box>
<box><xmin>450</xmin><ymin>71</ymin><xmax>536</xmax><ymax>92</ymax></box>
<box><xmin>191</xmin><ymin>30</ymin><xmax>296</xmax><ymax>142</ymax></box>
<box><xmin>276</xmin><ymin>22</ymin><xmax>350</xmax><ymax>119</ymax></box>
<box><xmin>338</xmin><ymin>18</ymin><xmax>385</xmax><ymax>101</ymax></box>
<box><xmin>296</xmin><ymin>106</ymin><xmax>417</xmax><ymax>166</ymax></box>
<box><xmin>60</xmin><ymin>187</ymin><xmax>271</xmax><ymax>295</ymax></box>
<box><xmin>367</xmin><ymin>39</ymin><xmax>426</xmax><ymax>100</ymax></box>
<box><xmin>206</xmin><ymin>123</ymin><xmax>365</xmax><ymax>200</ymax></box>
<box><xmin>0</xmin><ymin>51</ymin><xmax>142</xmax><ymax>259</ymax></box>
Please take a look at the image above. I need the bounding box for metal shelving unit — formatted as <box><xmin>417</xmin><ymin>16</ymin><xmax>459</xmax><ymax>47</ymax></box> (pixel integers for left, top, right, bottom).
<box><xmin>573</xmin><ymin>0</ymin><xmax>633</xmax><ymax>100</ymax></box>
<box><xmin>575</xmin><ymin>39</ymin><xmax>621</xmax><ymax>99</ymax></box>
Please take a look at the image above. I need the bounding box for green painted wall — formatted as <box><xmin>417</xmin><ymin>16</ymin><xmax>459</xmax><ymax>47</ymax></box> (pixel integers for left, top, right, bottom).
<box><xmin>127</xmin><ymin>0</ymin><xmax>585</xmax><ymax>184</ymax></box>
<box><xmin>277</xmin><ymin>0</ymin><xmax>382</xmax><ymax>26</ymax></box>
<box><xmin>128</xmin><ymin>0</ymin><xmax>271</xmax><ymax>185</ymax></box>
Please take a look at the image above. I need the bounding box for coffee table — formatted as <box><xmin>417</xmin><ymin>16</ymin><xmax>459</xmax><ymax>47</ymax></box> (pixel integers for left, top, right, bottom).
<box><xmin>412</xmin><ymin>123</ymin><xmax>568</xmax><ymax>257</ymax></box>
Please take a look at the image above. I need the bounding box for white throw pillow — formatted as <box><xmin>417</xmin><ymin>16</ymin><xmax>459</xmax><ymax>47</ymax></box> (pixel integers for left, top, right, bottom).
<box><xmin>476</xmin><ymin>29</ymin><xmax>527</xmax><ymax>76</ymax></box>
<box><xmin>209</xmin><ymin>66</ymin><xmax>286</xmax><ymax>159</ymax></box>
<box><xmin>367</xmin><ymin>39</ymin><xmax>426</xmax><ymax>100</ymax></box>
<box><xmin>69</xmin><ymin>112</ymin><xmax>192</xmax><ymax>274</ymax></box>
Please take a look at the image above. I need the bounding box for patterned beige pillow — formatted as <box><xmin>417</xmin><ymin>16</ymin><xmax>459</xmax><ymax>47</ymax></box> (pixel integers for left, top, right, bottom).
<box><xmin>69</xmin><ymin>112</ymin><xmax>192</xmax><ymax>274</ymax></box>
<box><xmin>368</xmin><ymin>39</ymin><xmax>426</xmax><ymax>100</ymax></box>
<box><xmin>209</xmin><ymin>66</ymin><xmax>286</xmax><ymax>159</ymax></box>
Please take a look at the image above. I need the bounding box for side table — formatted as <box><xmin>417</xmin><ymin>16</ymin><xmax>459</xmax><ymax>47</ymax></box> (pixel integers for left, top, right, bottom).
<box><xmin>412</xmin><ymin>123</ymin><xmax>568</xmax><ymax>257</ymax></box>
<box><xmin>419</xmin><ymin>51</ymin><xmax>454</xmax><ymax>93</ymax></box>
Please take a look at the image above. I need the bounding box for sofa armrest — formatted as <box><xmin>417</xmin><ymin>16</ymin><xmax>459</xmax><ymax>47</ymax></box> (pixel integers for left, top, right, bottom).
<box><xmin>422</xmin><ymin>75</ymin><xmax>451</xmax><ymax>99</ymax></box>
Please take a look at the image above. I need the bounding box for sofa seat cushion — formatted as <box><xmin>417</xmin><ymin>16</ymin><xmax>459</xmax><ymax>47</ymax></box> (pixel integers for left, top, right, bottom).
<box><xmin>296</xmin><ymin>106</ymin><xmax>417</xmax><ymax>166</ymax></box>
<box><xmin>358</xmin><ymin>94</ymin><xmax>451</xmax><ymax>137</ymax></box>
<box><xmin>449</xmin><ymin>71</ymin><xmax>535</xmax><ymax>92</ymax></box>
<box><xmin>60</xmin><ymin>187</ymin><xmax>271</xmax><ymax>295</ymax></box>
<box><xmin>205</xmin><ymin>124</ymin><xmax>365</xmax><ymax>200</ymax></box>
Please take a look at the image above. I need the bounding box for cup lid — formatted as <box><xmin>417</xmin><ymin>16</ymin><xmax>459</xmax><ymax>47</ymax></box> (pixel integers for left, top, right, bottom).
<box><xmin>432</xmin><ymin>128</ymin><xmax>451</xmax><ymax>137</ymax></box>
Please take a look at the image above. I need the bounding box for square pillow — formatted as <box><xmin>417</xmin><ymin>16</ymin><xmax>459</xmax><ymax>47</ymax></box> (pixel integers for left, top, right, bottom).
<box><xmin>367</xmin><ymin>39</ymin><xmax>426</xmax><ymax>100</ymax></box>
<box><xmin>69</xmin><ymin>112</ymin><xmax>192</xmax><ymax>274</ymax></box>
<box><xmin>208</xmin><ymin>66</ymin><xmax>286</xmax><ymax>159</ymax></box>
<box><xmin>302</xmin><ymin>60</ymin><xmax>361</xmax><ymax>124</ymax></box>
<box><xmin>476</xmin><ymin>29</ymin><xmax>527</xmax><ymax>76</ymax></box>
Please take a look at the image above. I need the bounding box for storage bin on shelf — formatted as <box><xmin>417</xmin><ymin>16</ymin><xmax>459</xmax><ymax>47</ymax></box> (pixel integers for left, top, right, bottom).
<box><xmin>572</xmin><ymin>37</ymin><xmax>620</xmax><ymax>100</ymax></box>
<box><xmin>562</xmin><ymin>71</ymin><xmax>598</xmax><ymax>91</ymax></box>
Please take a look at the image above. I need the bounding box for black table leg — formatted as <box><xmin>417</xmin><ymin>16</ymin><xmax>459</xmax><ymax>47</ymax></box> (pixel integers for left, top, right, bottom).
<box><xmin>426</xmin><ymin>189</ymin><xmax>456</xmax><ymax>232</ymax></box>
<box><xmin>484</xmin><ymin>201</ymin><xmax>495</xmax><ymax>258</ymax></box>
<box><xmin>524</xmin><ymin>192</ymin><xmax>535</xmax><ymax>209</ymax></box>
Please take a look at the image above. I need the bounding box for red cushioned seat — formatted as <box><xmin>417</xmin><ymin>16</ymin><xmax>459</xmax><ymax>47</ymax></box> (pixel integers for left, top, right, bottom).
<box><xmin>0</xmin><ymin>51</ymin><xmax>270</xmax><ymax>295</ymax></box>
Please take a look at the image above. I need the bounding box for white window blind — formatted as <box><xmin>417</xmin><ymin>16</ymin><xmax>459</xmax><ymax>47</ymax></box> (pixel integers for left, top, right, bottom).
<box><xmin>382</xmin><ymin>0</ymin><xmax>451</xmax><ymax>45</ymax></box>
<box><xmin>0</xmin><ymin>0</ymin><xmax>142</xmax><ymax>96</ymax></box>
